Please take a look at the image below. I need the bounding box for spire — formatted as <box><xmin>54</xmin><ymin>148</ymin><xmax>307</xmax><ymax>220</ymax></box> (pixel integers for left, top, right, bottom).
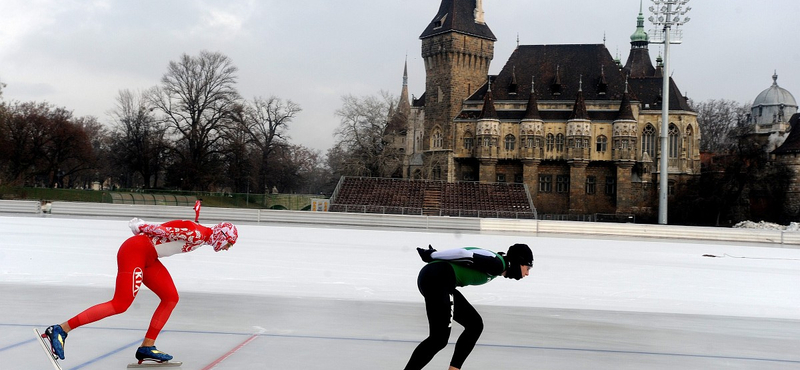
<box><xmin>386</xmin><ymin>59</ymin><xmax>411</xmax><ymax>134</ymax></box>
<box><xmin>623</xmin><ymin>0</ymin><xmax>655</xmax><ymax>78</ymax></box>
<box><xmin>617</xmin><ymin>76</ymin><xmax>635</xmax><ymax>121</ymax></box>
<box><xmin>403</xmin><ymin>56</ymin><xmax>408</xmax><ymax>87</ymax></box>
<box><xmin>598</xmin><ymin>65</ymin><xmax>608</xmax><ymax>95</ymax></box>
<box><xmin>630</xmin><ymin>0</ymin><xmax>649</xmax><ymax>44</ymax></box>
<box><xmin>570</xmin><ymin>79</ymin><xmax>589</xmax><ymax>120</ymax></box>
<box><xmin>523</xmin><ymin>76</ymin><xmax>541</xmax><ymax>120</ymax></box>
<box><xmin>479</xmin><ymin>77</ymin><xmax>498</xmax><ymax>120</ymax></box>
<box><xmin>551</xmin><ymin>65</ymin><xmax>562</xmax><ymax>95</ymax></box>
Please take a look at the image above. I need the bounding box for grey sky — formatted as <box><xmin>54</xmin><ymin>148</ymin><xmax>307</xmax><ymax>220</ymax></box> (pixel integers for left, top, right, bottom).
<box><xmin>1</xmin><ymin>0</ymin><xmax>798</xmax><ymax>153</ymax></box>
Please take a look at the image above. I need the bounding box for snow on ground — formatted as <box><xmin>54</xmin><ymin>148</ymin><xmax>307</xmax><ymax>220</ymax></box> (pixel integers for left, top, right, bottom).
<box><xmin>734</xmin><ymin>220</ymin><xmax>800</xmax><ymax>231</ymax></box>
<box><xmin>1</xmin><ymin>215</ymin><xmax>800</xmax><ymax>320</ymax></box>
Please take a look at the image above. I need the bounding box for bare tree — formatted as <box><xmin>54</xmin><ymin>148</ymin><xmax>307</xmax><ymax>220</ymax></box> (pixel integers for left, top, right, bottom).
<box><xmin>691</xmin><ymin>99</ymin><xmax>750</xmax><ymax>153</ymax></box>
<box><xmin>240</xmin><ymin>96</ymin><xmax>302</xmax><ymax>193</ymax></box>
<box><xmin>332</xmin><ymin>91</ymin><xmax>398</xmax><ymax>177</ymax></box>
<box><xmin>109</xmin><ymin>89</ymin><xmax>167</xmax><ymax>188</ymax></box>
<box><xmin>0</xmin><ymin>102</ymin><xmax>93</xmax><ymax>186</ymax></box>
<box><xmin>149</xmin><ymin>51</ymin><xmax>240</xmax><ymax>190</ymax></box>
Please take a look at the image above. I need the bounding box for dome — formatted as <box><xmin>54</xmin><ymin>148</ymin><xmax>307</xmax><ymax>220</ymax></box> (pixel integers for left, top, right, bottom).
<box><xmin>751</xmin><ymin>72</ymin><xmax>798</xmax><ymax>133</ymax></box>
<box><xmin>753</xmin><ymin>72</ymin><xmax>797</xmax><ymax>108</ymax></box>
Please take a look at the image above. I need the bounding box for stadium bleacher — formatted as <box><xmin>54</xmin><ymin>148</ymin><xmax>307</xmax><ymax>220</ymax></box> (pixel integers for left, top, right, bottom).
<box><xmin>329</xmin><ymin>177</ymin><xmax>536</xmax><ymax>219</ymax></box>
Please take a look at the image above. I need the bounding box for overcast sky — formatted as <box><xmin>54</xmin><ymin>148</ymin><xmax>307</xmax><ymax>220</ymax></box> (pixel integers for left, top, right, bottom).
<box><xmin>1</xmin><ymin>0</ymin><xmax>798</xmax><ymax>153</ymax></box>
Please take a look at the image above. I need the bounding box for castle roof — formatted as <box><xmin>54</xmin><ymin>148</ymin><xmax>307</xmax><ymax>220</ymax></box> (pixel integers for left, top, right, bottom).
<box><xmin>420</xmin><ymin>0</ymin><xmax>496</xmax><ymax>41</ymax></box>
<box><xmin>468</xmin><ymin>44</ymin><xmax>629</xmax><ymax>101</ymax></box>
<box><xmin>772</xmin><ymin>114</ymin><xmax>800</xmax><ymax>154</ymax></box>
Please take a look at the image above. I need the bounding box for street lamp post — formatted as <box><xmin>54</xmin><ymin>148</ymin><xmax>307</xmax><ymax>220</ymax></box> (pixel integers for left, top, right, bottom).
<box><xmin>648</xmin><ymin>0</ymin><xmax>690</xmax><ymax>225</ymax></box>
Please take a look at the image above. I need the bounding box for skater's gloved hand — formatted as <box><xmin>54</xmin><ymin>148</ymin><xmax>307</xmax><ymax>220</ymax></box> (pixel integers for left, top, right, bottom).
<box><xmin>417</xmin><ymin>244</ymin><xmax>436</xmax><ymax>262</ymax></box>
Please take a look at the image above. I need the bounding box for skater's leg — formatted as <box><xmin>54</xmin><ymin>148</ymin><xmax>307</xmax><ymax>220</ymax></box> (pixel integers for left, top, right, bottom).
<box><xmin>449</xmin><ymin>291</ymin><xmax>483</xmax><ymax>369</ymax></box>
<box><xmin>48</xmin><ymin>235</ymin><xmax>152</xmax><ymax>360</ymax></box>
<box><xmin>404</xmin><ymin>291</ymin><xmax>453</xmax><ymax>370</ymax></box>
<box><xmin>404</xmin><ymin>263</ymin><xmax>457</xmax><ymax>370</ymax></box>
<box><xmin>65</xmin><ymin>235</ymin><xmax>152</xmax><ymax>331</ymax></box>
<box><xmin>140</xmin><ymin>259</ymin><xmax>179</xmax><ymax>345</ymax></box>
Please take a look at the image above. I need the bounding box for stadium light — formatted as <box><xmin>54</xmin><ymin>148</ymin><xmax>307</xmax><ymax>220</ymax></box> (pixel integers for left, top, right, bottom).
<box><xmin>648</xmin><ymin>0</ymin><xmax>691</xmax><ymax>225</ymax></box>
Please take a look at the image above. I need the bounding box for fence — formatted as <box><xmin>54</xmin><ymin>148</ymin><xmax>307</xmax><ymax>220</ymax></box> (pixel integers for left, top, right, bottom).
<box><xmin>2</xmin><ymin>200</ymin><xmax>799</xmax><ymax>248</ymax></box>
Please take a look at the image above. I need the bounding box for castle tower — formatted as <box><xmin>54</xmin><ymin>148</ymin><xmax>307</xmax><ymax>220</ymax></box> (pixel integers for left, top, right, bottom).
<box><xmin>623</xmin><ymin>1</ymin><xmax>656</xmax><ymax>78</ymax></box>
<box><xmin>420</xmin><ymin>0</ymin><xmax>496</xmax><ymax>180</ymax></box>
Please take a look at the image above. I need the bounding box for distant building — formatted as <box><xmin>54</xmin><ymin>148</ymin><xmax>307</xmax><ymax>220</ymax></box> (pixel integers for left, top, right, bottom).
<box><xmin>750</xmin><ymin>72</ymin><xmax>798</xmax><ymax>151</ymax></box>
<box><xmin>385</xmin><ymin>0</ymin><xmax>700</xmax><ymax>220</ymax></box>
<box><xmin>769</xmin><ymin>75</ymin><xmax>800</xmax><ymax>216</ymax></box>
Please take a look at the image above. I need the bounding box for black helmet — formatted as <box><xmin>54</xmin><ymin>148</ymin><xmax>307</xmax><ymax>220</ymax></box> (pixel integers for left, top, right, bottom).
<box><xmin>506</xmin><ymin>243</ymin><xmax>533</xmax><ymax>267</ymax></box>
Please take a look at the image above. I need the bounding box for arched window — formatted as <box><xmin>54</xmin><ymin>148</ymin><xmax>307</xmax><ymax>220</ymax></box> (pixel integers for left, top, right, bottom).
<box><xmin>555</xmin><ymin>134</ymin><xmax>565</xmax><ymax>152</ymax></box>
<box><xmin>432</xmin><ymin>165</ymin><xmax>442</xmax><ymax>180</ymax></box>
<box><xmin>546</xmin><ymin>134</ymin><xmax>555</xmax><ymax>151</ymax></box>
<box><xmin>642</xmin><ymin>124</ymin><xmax>656</xmax><ymax>158</ymax></box>
<box><xmin>504</xmin><ymin>134</ymin><xmax>516</xmax><ymax>151</ymax></box>
<box><xmin>433</xmin><ymin>130</ymin><xmax>443</xmax><ymax>149</ymax></box>
<box><xmin>596</xmin><ymin>135</ymin><xmax>608</xmax><ymax>152</ymax></box>
<box><xmin>668</xmin><ymin>124</ymin><xmax>680</xmax><ymax>158</ymax></box>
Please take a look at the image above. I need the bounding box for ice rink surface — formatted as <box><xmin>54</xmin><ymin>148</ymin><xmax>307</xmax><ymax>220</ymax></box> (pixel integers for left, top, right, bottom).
<box><xmin>2</xmin><ymin>215</ymin><xmax>800</xmax><ymax>369</ymax></box>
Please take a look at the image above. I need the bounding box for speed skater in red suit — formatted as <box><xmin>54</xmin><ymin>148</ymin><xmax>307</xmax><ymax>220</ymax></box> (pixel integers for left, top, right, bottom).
<box><xmin>40</xmin><ymin>218</ymin><xmax>238</xmax><ymax>364</ymax></box>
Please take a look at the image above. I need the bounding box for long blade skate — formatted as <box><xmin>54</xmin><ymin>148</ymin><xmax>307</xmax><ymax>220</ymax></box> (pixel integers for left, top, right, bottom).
<box><xmin>33</xmin><ymin>328</ymin><xmax>63</xmax><ymax>370</ymax></box>
<box><xmin>127</xmin><ymin>360</ymin><xmax>183</xmax><ymax>368</ymax></box>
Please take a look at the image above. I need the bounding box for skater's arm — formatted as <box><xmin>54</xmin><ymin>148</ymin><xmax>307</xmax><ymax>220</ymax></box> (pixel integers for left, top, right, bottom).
<box><xmin>137</xmin><ymin>220</ymin><xmax>205</xmax><ymax>242</ymax></box>
<box><xmin>430</xmin><ymin>248</ymin><xmax>505</xmax><ymax>276</ymax></box>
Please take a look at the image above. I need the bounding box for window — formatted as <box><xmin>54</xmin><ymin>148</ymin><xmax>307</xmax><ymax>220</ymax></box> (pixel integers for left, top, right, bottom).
<box><xmin>464</xmin><ymin>137</ymin><xmax>474</xmax><ymax>150</ymax></box>
<box><xmin>556</xmin><ymin>134</ymin><xmax>565</xmax><ymax>151</ymax></box>
<box><xmin>539</xmin><ymin>175</ymin><xmax>552</xmax><ymax>193</ymax></box>
<box><xmin>556</xmin><ymin>175</ymin><xmax>570</xmax><ymax>193</ymax></box>
<box><xmin>497</xmin><ymin>174</ymin><xmax>506</xmax><ymax>182</ymax></box>
<box><xmin>525</xmin><ymin>137</ymin><xmax>535</xmax><ymax>148</ymax></box>
<box><xmin>432</xmin><ymin>165</ymin><xmax>442</xmax><ymax>180</ymax></box>
<box><xmin>482</xmin><ymin>136</ymin><xmax>492</xmax><ymax>147</ymax></box>
<box><xmin>596</xmin><ymin>135</ymin><xmax>608</xmax><ymax>152</ymax></box>
<box><xmin>514</xmin><ymin>174</ymin><xmax>523</xmax><ymax>183</ymax></box>
<box><xmin>668</xmin><ymin>124</ymin><xmax>680</xmax><ymax>159</ymax></box>
<box><xmin>504</xmin><ymin>135</ymin><xmax>516</xmax><ymax>151</ymax></box>
<box><xmin>642</xmin><ymin>124</ymin><xmax>656</xmax><ymax>158</ymax></box>
<box><xmin>586</xmin><ymin>176</ymin><xmax>596</xmax><ymax>195</ymax></box>
<box><xmin>605</xmin><ymin>176</ymin><xmax>616</xmax><ymax>196</ymax></box>
<box><xmin>433</xmin><ymin>131</ymin><xmax>443</xmax><ymax>149</ymax></box>
<box><xmin>686</xmin><ymin>126</ymin><xmax>694</xmax><ymax>159</ymax></box>
<box><xmin>546</xmin><ymin>134</ymin><xmax>555</xmax><ymax>151</ymax></box>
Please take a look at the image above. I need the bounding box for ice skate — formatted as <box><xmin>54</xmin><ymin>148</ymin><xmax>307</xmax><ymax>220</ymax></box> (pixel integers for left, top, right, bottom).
<box><xmin>33</xmin><ymin>328</ymin><xmax>64</xmax><ymax>370</ymax></box>
<box><xmin>44</xmin><ymin>325</ymin><xmax>67</xmax><ymax>360</ymax></box>
<box><xmin>128</xmin><ymin>346</ymin><xmax>182</xmax><ymax>367</ymax></box>
<box><xmin>135</xmin><ymin>346</ymin><xmax>173</xmax><ymax>362</ymax></box>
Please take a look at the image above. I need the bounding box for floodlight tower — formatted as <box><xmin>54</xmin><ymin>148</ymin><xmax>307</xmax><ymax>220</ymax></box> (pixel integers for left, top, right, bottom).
<box><xmin>648</xmin><ymin>0</ymin><xmax>690</xmax><ymax>225</ymax></box>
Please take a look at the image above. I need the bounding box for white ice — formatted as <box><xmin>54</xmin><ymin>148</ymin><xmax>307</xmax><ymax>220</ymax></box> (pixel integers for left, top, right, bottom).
<box><xmin>2</xmin><ymin>215</ymin><xmax>799</xmax><ymax>320</ymax></box>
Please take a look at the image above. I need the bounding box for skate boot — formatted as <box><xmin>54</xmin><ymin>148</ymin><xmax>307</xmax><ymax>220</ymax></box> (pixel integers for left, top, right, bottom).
<box><xmin>135</xmin><ymin>346</ymin><xmax>173</xmax><ymax>363</ymax></box>
<box><xmin>44</xmin><ymin>325</ymin><xmax>67</xmax><ymax>360</ymax></box>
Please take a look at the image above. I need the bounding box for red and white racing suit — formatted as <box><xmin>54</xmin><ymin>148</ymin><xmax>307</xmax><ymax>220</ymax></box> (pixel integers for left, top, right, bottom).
<box><xmin>66</xmin><ymin>220</ymin><xmax>217</xmax><ymax>341</ymax></box>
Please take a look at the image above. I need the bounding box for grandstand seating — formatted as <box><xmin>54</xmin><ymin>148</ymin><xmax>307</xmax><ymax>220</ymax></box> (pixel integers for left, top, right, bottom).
<box><xmin>329</xmin><ymin>177</ymin><xmax>536</xmax><ymax>219</ymax></box>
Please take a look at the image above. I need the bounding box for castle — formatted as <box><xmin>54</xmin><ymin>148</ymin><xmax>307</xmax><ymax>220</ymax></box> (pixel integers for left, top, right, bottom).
<box><xmin>384</xmin><ymin>0</ymin><xmax>700</xmax><ymax>220</ymax></box>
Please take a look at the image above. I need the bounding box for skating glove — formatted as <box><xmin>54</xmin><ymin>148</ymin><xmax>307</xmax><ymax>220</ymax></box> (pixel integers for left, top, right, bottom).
<box><xmin>417</xmin><ymin>245</ymin><xmax>436</xmax><ymax>262</ymax></box>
